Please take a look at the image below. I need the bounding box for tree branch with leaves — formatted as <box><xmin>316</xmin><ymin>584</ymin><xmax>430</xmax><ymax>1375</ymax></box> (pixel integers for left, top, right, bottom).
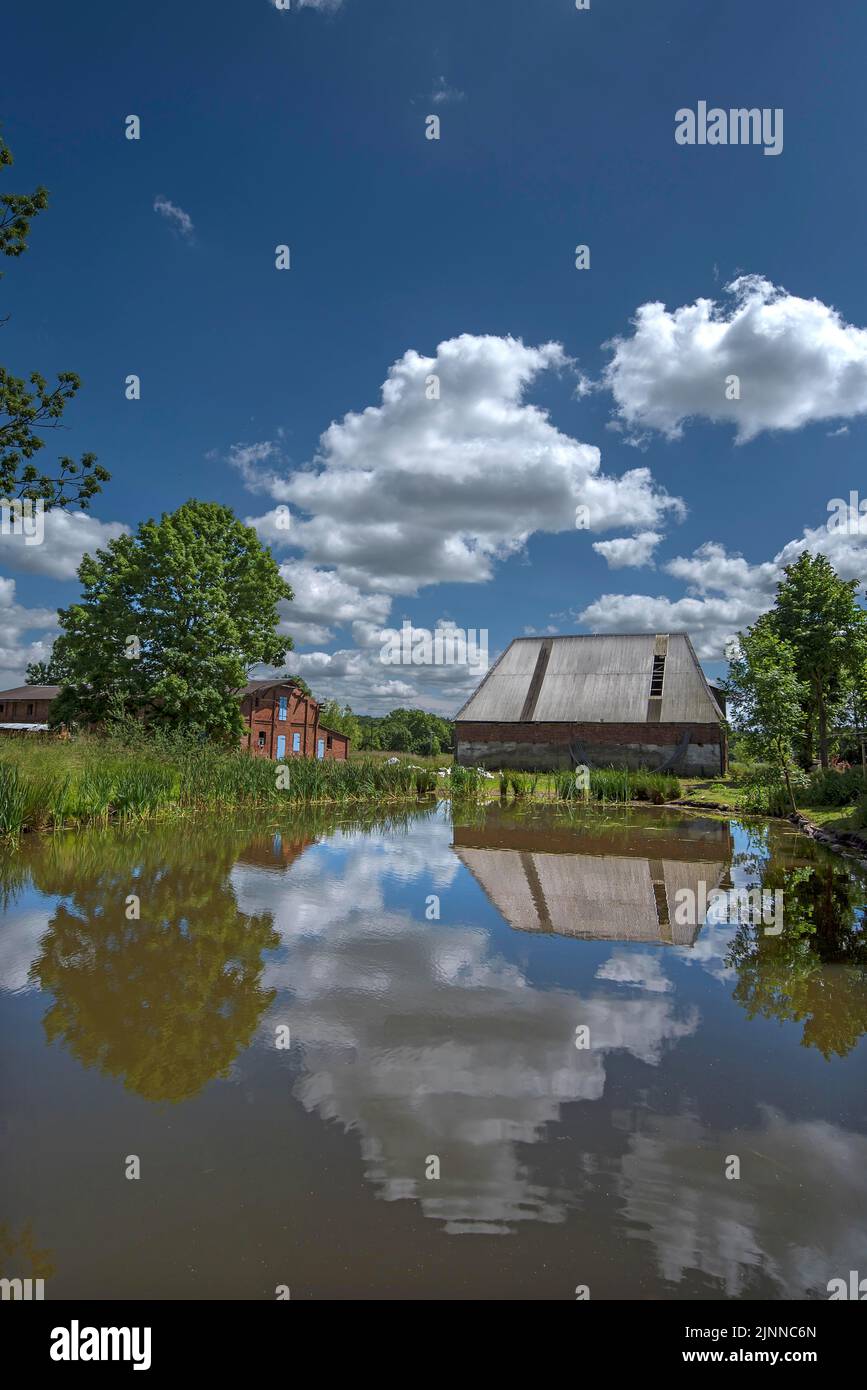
<box><xmin>0</xmin><ymin>132</ymin><xmax>109</xmax><ymax>509</ymax></box>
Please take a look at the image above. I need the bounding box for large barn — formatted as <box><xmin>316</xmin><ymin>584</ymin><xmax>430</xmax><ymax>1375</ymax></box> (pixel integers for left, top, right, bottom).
<box><xmin>454</xmin><ymin>633</ymin><xmax>726</xmax><ymax>776</ymax></box>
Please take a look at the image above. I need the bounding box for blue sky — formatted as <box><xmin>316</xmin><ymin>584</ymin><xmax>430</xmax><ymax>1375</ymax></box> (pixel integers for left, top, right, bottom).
<box><xmin>4</xmin><ymin>0</ymin><xmax>867</xmax><ymax>712</ymax></box>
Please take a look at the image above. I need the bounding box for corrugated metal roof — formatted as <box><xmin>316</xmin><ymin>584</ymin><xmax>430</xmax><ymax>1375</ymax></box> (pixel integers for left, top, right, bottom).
<box><xmin>455</xmin><ymin>633</ymin><xmax>723</xmax><ymax>724</ymax></box>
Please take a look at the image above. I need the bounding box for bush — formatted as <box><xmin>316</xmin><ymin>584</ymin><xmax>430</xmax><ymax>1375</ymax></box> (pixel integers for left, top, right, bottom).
<box><xmin>737</xmin><ymin>762</ymin><xmax>807</xmax><ymax>816</ymax></box>
<box><xmin>804</xmin><ymin>766</ymin><xmax>867</xmax><ymax>807</ymax></box>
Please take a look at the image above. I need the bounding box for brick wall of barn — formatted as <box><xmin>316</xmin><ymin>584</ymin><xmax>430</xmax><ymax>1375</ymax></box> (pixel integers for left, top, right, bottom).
<box><xmin>454</xmin><ymin>721</ymin><xmax>726</xmax><ymax>776</ymax></box>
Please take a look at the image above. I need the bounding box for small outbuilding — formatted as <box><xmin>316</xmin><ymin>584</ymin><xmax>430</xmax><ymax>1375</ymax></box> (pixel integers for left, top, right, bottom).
<box><xmin>0</xmin><ymin>685</ymin><xmax>60</xmax><ymax>734</ymax></box>
<box><xmin>454</xmin><ymin>633</ymin><xmax>726</xmax><ymax>776</ymax></box>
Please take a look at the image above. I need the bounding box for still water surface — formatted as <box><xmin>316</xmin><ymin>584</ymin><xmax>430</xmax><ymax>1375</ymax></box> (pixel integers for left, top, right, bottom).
<box><xmin>1</xmin><ymin>801</ymin><xmax>866</xmax><ymax>1299</ymax></box>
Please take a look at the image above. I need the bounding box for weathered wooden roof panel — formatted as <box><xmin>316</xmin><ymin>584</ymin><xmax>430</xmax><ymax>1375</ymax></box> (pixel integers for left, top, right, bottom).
<box><xmin>456</xmin><ymin>633</ymin><xmax>722</xmax><ymax>724</ymax></box>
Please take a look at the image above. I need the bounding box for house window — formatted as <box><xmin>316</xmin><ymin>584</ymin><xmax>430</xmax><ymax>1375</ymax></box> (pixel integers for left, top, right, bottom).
<box><xmin>26</xmin><ymin>703</ymin><xmax>34</xmax><ymax>716</ymax></box>
<box><xmin>649</xmin><ymin>655</ymin><xmax>666</xmax><ymax>698</ymax></box>
<box><xmin>278</xmin><ymin>696</ymin><xmax>288</xmax><ymax>721</ymax></box>
<box><xmin>292</xmin><ymin>732</ymin><xmax>301</xmax><ymax>753</ymax></box>
<box><xmin>258</xmin><ymin>731</ymin><xmax>266</xmax><ymax>749</ymax></box>
<box><xmin>316</xmin><ymin>738</ymin><xmax>325</xmax><ymax>759</ymax></box>
<box><xmin>327</xmin><ymin>734</ymin><xmax>333</xmax><ymax>749</ymax></box>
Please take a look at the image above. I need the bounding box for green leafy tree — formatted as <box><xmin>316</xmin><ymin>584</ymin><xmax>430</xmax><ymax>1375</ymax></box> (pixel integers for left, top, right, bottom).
<box><xmin>358</xmin><ymin>707</ymin><xmax>453</xmax><ymax>755</ymax></box>
<box><xmin>1</xmin><ymin>134</ymin><xmax>109</xmax><ymax>508</ymax></box>
<box><xmin>838</xmin><ymin>630</ymin><xmax>867</xmax><ymax>776</ymax></box>
<box><xmin>726</xmin><ymin>626</ymin><xmax>807</xmax><ymax>812</ymax></box>
<box><xmin>51</xmin><ymin>500</ymin><xmax>293</xmax><ymax>742</ymax></box>
<box><xmin>280</xmin><ymin>673</ymin><xmax>312</xmax><ymax>698</ymax></box>
<box><xmin>766</xmin><ymin>553</ymin><xmax>867</xmax><ymax>768</ymax></box>
<box><xmin>359</xmin><ymin>722</ymin><xmax>383</xmax><ymax>751</ymax></box>
<box><xmin>319</xmin><ymin>699</ymin><xmax>362</xmax><ymax>747</ymax></box>
<box><xmin>25</xmin><ymin>655</ymin><xmax>67</xmax><ymax>685</ymax></box>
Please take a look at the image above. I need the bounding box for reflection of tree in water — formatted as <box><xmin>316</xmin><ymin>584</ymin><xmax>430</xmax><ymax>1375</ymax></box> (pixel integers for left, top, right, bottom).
<box><xmin>727</xmin><ymin>855</ymin><xmax>867</xmax><ymax>1058</ymax></box>
<box><xmin>27</xmin><ymin>823</ymin><xmax>280</xmax><ymax>1102</ymax></box>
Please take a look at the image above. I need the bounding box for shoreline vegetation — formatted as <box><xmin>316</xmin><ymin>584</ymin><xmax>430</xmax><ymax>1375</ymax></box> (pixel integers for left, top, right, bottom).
<box><xmin>0</xmin><ymin>736</ymin><xmax>680</xmax><ymax>840</ymax></box>
<box><xmin>1</xmin><ymin>736</ymin><xmax>866</xmax><ymax>855</ymax></box>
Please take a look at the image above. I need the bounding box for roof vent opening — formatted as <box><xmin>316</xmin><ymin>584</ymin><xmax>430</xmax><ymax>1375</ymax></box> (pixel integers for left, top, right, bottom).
<box><xmin>649</xmin><ymin>654</ymin><xmax>666</xmax><ymax>698</ymax></box>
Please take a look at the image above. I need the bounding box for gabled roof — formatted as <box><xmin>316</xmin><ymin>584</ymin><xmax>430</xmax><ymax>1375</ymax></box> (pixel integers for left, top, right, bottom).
<box><xmin>455</xmin><ymin>634</ymin><xmax>724</xmax><ymax>725</ymax></box>
<box><xmin>0</xmin><ymin>685</ymin><xmax>61</xmax><ymax>700</ymax></box>
<box><xmin>241</xmin><ymin>679</ymin><xmax>312</xmax><ymax>698</ymax></box>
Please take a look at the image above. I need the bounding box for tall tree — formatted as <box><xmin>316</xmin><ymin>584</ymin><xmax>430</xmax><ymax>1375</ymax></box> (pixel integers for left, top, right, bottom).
<box><xmin>725</xmin><ymin>626</ymin><xmax>807</xmax><ymax>812</ymax></box>
<box><xmin>1</xmin><ymin>134</ymin><xmax>109</xmax><ymax>507</ymax></box>
<box><xmin>51</xmin><ymin>500</ymin><xmax>293</xmax><ymax>742</ymax></box>
<box><xmin>766</xmin><ymin>552</ymin><xmax>867</xmax><ymax>768</ymax></box>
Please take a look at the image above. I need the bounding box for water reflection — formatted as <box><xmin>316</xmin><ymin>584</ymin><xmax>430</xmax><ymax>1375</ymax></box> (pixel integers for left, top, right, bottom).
<box><xmin>726</xmin><ymin>853</ymin><xmax>867</xmax><ymax>1058</ymax></box>
<box><xmin>616</xmin><ymin>1106</ymin><xmax>867</xmax><ymax>1298</ymax></box>
<box><xmin>26</xmin><ymin>824</ymin><xmax>281</xmax><ymax>1101</ymax></box>
<box><xmin>453</xmin><ymin>810</ymin><xmax>733</xmax><ymax>945</ymax></box>
<box><xmin>1</xmin><ymin>801</ymin><xmax>866</xmax><ymax>1295</ymax></box>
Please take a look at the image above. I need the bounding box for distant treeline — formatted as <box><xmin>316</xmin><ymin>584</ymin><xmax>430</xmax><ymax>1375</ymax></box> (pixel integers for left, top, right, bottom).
<box><xmin>317</xmin><ymin>704</ymin><xmax>454</xmax><ymax>755</ymax></box>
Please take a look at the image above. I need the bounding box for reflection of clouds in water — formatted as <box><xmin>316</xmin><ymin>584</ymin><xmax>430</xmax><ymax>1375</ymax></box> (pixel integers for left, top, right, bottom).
<box><xmin>234</xmin><ymin>829</ymin><xmax>698</xmax><ymax>1233</ymax></box>
<box><xmin>673</xmin><ymin>916</ymin><xmax>738</xmax><ymax>983</ymax></box>
<box><xmin>231</xmin><ymin>820</ymin><xmax>459</xmax><ymax>945</ymax></box>
<box><xmin>618</xmin><ymin>1107</ymin><xmax>867</xmax><ymax>1297</ymax></box>
<box><xmin>0</xmin><ymin>903</ymin><xmax>50</xmax><ymax>994</ymax></box>
<box><xmin>673</xmin><ymin>858</ymin><xmax>772</xmax><ymax>985</ymax></box>
<box><xmin>596</xmin><ymin>950</ymin><xmax>672</xmax><ymax>993</ymax></box>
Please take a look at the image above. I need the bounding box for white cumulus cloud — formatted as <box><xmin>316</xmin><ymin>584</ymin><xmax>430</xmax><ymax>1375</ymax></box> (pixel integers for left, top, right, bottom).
<box><xmin>0</xmin><ymin>576</ymin><xmax>61</xmax><ymax>691</ymax></box>
<box><xmin>0</xmin><ymin>510</ymin><xmax>129</xmax><ymax>580</ymax></box>
<box><xmin>592</xmin><ymin>530</ymin><xmax>661</xmax><ymax>570</ymax></box>
<box><xmin>251</xmin><ymin>334</ymin><xmax>684</xmax><ymax>597</ymax></box>
<box><xmin>579</xmin><ymin>522</ymin><xmax>867</xmax><ymax>660</ymax></box>
<box><xmin>604</xmin><ymin>275</ymin><xmax>867</xmax><ymax>443</ymax></box>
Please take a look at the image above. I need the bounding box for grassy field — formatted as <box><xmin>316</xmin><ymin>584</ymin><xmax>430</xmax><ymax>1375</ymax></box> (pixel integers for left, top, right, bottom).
<box><xmin>676</xmin><ymin>774</ymin><xmax>867</xmax><ymax>837</ymax></box>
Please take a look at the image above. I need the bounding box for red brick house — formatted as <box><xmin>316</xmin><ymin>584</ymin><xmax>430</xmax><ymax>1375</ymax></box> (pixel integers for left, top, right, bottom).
<box><xmin>240</xmin><ymin>680</ymin><xmax>349</xmax><ymax>761</ymax></box>
<box><xmin>0</xmin><ymin>684</ymin><xmax>59</xmax><ymax>732</ymax></box>
<box><xmin>0</xmin><ymin>680</ymin><xmax>350</xmax><ymax>760</ymax></box>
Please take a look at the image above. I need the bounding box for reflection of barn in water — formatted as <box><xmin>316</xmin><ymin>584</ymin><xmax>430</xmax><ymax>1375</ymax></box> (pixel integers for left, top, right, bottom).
<box><xmin>453</xmin><ymin>813</ymin><xmax>733</xmax><ymax>946</ymax></box>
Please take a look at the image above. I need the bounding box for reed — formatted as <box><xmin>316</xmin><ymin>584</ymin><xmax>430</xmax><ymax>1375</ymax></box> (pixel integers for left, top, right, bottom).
<box><xmin>0</xmin><ymin>763</ymin><xmax>27</xmax><ymax>837</ymax></box>
<box><xmin>0</xmin><ymin>734</ymin><xmax>444</xmax><ymax>839</ymax></box>
<box><xmin>449</xmin><ymin>765</ymin><xmax>488</xmax><ymax>799</ymax></box>
<box><xmin>553</xmin><ymin>767</ymin><xmax>679</xmax><ymax>805</ymax></box>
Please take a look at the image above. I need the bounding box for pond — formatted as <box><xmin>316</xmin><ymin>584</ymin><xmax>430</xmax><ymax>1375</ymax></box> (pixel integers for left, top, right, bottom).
<box><xmin>1</xmin><ymin>801</ymin><xmax>866</xmax><ymax>1300</ymax></box>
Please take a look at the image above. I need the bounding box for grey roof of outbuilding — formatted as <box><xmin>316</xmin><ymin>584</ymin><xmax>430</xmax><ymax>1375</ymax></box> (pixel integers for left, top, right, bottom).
<box><xmin>0</xmin><ymin>685</ymin><xmax>61</xmax><ymax>700</ymax></box>
<box><xmin>454</xmin><ymin>634</ymin><xmax>723</xmax><ymax>724</ymax></box>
